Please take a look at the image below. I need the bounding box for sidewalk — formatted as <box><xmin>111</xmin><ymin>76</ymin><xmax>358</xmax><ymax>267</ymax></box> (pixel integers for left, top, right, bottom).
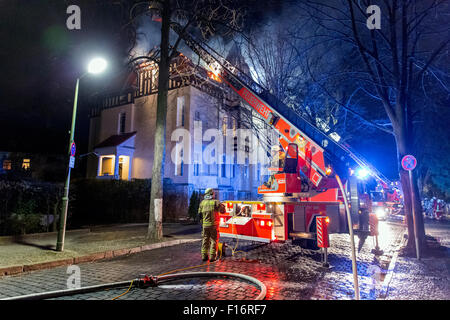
<box><xmin>383</xmin><ymin>220</ymin><xmax>450</xmax><ymax>299</ymax></box>
<box><xmin>0</xmin><ymin>223</ymin><xmax>202</xmax><ymax>276</ymax></box>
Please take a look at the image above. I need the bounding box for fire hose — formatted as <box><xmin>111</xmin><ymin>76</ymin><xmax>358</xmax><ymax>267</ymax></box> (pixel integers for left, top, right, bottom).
<box><xmin>1</xmin><ymin>271</ymin><xmax>266</xmax><ymax>301</ymax></box>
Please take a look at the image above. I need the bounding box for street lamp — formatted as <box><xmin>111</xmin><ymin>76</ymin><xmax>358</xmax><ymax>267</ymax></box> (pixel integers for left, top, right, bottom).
<box><xmin>87</xmin><ymin>57</ymin><xmax>107</xmax><ymax>74</ymax></box>
<box><xmin>56</xmin><ymin>57</ymin><xmax>107</xmax><ymax>252</ymax></box>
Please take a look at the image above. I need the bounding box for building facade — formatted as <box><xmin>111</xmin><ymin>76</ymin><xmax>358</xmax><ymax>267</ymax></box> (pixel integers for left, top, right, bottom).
<box><xmin>87</xmin><ymin>52</ymin><xmax>274</xmax><ymax>218</ymax></box>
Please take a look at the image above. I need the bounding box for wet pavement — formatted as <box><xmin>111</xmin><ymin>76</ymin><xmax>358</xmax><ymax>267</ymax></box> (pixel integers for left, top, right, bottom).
<box><xmin>0</xmin><ymin>221</ymin><xmax>407</xmax><ymax>300</ymax></box>
<box><xmin>384</xmin><ymin>219</ymin><xmax>450</xmax><ymax>300</ymax></box>
<box><xmin>0</xmin><ymin>223</ymin><xmax>200</xmax><ymax>269</ymax></box>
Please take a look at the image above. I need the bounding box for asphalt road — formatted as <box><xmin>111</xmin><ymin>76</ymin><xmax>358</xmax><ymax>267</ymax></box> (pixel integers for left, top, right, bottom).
<box><xmin>0</xmin><ymin>221</ymin><xmax>406</xmax><ymax>300</ymax></box>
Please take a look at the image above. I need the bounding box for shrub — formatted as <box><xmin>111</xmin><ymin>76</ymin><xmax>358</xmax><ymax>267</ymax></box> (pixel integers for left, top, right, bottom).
<box><xmin>0</xmin><ymin>179</ymin><xmax>62</xmax><ymax>235</ymax></box>
<box><xmin>70</xmin><ymin>178</ymin><xmax>152</xmax><ymax>226</ymax></box>
<box><xmin>188</xmin><ymin>191</ymin><xmax>200</xmax><ymax>223</ymax></box>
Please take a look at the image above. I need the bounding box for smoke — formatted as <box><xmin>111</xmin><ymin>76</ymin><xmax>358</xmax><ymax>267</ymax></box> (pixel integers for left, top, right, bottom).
<box><xmin>129</xmin><ymin>15</ymin><xmax>161</xmax><ymax>59</ymax></box>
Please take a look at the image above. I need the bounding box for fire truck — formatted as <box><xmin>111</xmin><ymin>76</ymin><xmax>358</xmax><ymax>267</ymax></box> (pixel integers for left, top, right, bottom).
<box><xmin>172</xmin><ymin>24</ymin><xmax>388</xmax><ymax>249</ymax></box>
<box><xmin>370</xmin><ymin>181</ymin><xmax>403</xmax><ymax>220</ymax></box>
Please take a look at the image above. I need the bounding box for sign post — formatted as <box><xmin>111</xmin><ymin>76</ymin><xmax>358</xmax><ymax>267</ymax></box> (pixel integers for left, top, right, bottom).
<box><xmin>57</xmin><ymin>77</ymin><xmax>79</xmax><ymax>252</ymax></box>
<box><xmin>335</xmin><ymin>174</ymin><xmax>360</xmax><ymax>300</ymax></box>
<box><xmin>369</xmin><ymin>213</ymin><xmax>383</xmax><ymax>255</ymax></box>
<box><xmin>401</xmin><ymin>155</ymin><xmax>420</xmax><ymax>260</ymax></box>
<box><xmin>69</xmin><ymin>142</ymin><xmax>76</xmax><ymax>169</ymax></box>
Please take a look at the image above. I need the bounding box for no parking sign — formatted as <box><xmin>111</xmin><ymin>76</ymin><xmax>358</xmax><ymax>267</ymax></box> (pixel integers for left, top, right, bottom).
<box><xmin>401</xmin><ymin>155</ymin><xmax>417</xmax><ymax>171</ymax></box>
<box><xmin>70</xmin><ymin>142</ymin><xmax>76</xmax><ymax>157</ymax></box>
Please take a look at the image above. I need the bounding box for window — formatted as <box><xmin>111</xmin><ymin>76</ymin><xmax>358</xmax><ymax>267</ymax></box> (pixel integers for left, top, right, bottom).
<box><xmin>3</xmin><ymin>160</ymin><xmax>11</xmax><ymax>170</ymax></box>
<box><xmin>222</xmin><ymin>116</ymin><xmax>228</xmax><ymax>136</ymax></box>
<box><xmin>22</xmin><ymin>159</ymin><xmax>30</xmax><ymax>170</ymax></box>
<box><xmin>221</xmin><ymin>155</ymin><xmax>226</xmax><ymax>178</ymax></box>
<box><xmin>231</xmin><ymin>161</ymin><xmax>236</xmax><ymax>178</ymax></box>
<box><xmin>118</xmin><ymin>156</ymin><xmax>130</xmax><ymax>180</ymax></box>
<box><xmin>175</xmin><ymin>148</ymin><xmax>183</xmax><ymax>176</ymax></box>
<box><xmin>257</xmin><ymin>163</ymin><xmax>261</xmax><ymax>180</ymax></box>
<box><xmin>176</xmin><ymin>96</ymin><xmax>185</xmax><ymax>127</ymax></box>
<box><xmin>100</xmin><ymin>156</ymin><xmax>115</xmax><ymax>176</ymax></box>
<box><xmin>194</xmin><ymin>162</ymin><xmax>199</xmax><ymax>176</ymax></box>
<box><xmin>119</xmin><ymin>113</ymin><xmax>126</xmax><ymax>134</ymax></box>
<box><xmin>244</xmin><ymin>159</ymin><xmax>249</xmax><ymax>178</ymax></box>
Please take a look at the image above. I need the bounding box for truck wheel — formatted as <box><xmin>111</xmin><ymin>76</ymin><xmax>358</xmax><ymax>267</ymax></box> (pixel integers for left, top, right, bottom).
<box><xmin>292</xmin><ymin>238</ymin><xmax>307</xmax><ymax>247</ymax></box>
<box><xmin>292</xmin><ymin>238</ymin><xmax>319</xmax><ymax>250</ymax></box>
<box><xmin>305</xmin><ymin>239</ymin><xmax>319</xmax><ymax>250</ymax></box>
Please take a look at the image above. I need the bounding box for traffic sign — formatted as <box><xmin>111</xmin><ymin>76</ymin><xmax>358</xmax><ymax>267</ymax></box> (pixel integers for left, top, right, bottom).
<box><xmin>69</xmin><ymin>156</ymin><xmax>75</xmax><ymax>169</ymax></box>
<box><xmin>70</xmin><ymin>142</ymin><xmax>76</xmax><ymax>157</ymax></box>
<box><xmin>401</xmin><ymin>155</ymin><xmax>417</xmax><ymax>171</ymax></box>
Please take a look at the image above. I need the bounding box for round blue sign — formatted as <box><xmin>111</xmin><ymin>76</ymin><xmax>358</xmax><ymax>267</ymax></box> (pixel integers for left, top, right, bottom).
<box><xmin>401</xmin><ymin>155</ymin><xmax>416</xmax><ymax>171</ymax></box>
<box><xmin>70</xmin><ymin>142</ymin><xmax>76</xmax><ymax>157</ymax></box>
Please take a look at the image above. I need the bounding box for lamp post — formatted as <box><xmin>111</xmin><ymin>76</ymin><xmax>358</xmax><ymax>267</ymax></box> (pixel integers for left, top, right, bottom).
<box><xmin>56</xmin><ymin>58</ymin><xmax>107</xmax><ymax>252</ymax></box>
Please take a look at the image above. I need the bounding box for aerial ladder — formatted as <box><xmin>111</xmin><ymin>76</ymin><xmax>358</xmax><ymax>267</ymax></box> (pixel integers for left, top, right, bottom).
<box><xmin>171</xmin><ymin>23</ymin><xmax>386</xmax><ymax>248</ymax></box>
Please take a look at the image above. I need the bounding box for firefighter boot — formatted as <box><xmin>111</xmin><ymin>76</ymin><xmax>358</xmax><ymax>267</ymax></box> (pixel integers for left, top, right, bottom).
<box><xmin>209</xmin><ymin>228</ymin><xmax>219</xmax><ymax>262</ymax></box>
<box><xmin>201</xmin><ymin>229</ymin><xmax>210</xmax><ymax>261</ymax></box>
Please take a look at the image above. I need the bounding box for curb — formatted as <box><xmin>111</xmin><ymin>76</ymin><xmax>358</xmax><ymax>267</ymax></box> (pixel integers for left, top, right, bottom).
<box><xmin>0</xmin><ymin>238</ymin><xmax>200</xmax><ymax>277</ymax></box>
<box><xmin>379</xmin><ymin>230</ymin><xmax>407</xmax><ymax>299</ymax></box>
<box><xmin>0</xmin><ymin>229</ymin><xmax>91</xmax><ymax>245</ymax></box>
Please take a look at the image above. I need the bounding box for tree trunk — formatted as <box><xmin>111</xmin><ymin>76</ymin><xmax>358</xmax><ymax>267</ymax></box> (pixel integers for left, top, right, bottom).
<box><xmin>394</xmin><ymin>125</ymin><xmax>426</xmax><ymax>251</ymax></box>
<box><xmin>147</xmin><ymin>0</ymin><xmax>171</xmax><ymax>240</ymax></box>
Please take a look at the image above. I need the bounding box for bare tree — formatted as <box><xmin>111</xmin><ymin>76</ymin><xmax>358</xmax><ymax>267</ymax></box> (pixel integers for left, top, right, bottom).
<box><xmin>295</xmin><ymin>0</ymin><xmax>450</xmax><ymax>251</ymax></box>
<box><xmin>126</xmin><ymin>0</ymin><xmax>246</xmax><ymax>240</ymax></box>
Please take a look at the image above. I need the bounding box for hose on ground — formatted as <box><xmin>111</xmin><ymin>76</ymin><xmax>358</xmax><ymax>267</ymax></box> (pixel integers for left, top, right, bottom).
<box><xmin>1</xmin><ymin>271</ymin><xmax>267</xmax><ymax>301</ymax></box>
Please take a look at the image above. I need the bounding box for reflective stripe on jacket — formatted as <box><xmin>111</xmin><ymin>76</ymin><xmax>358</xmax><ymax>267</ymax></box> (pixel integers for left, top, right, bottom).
<box><xmin>198</xmin><ymin>199</ymin><xmax>220</xmax><ymax>227</ymax></box>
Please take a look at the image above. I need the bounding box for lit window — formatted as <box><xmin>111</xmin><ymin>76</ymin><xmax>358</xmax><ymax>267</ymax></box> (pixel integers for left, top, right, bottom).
<box><xmin>3</xmin><ymin>160</ymin><xmax>11</xmax><ymax>170</ymax></box>
<box><xmin>99</xmin><ymin>156</ymin><xmax>115</xmax><ymax>176</ymax></box>
<box><xmin>222</xmin><ymin>116</ymin><xmax>228</xmax><ymax>136</ymax></box>
<box><xmin>22</xmin><ymin>159</ymin><xmax>30</xmax><ymax>170</ymax></box>
<box><xmin>118</xmin><ymin>156</ymin><xmax>130</xmax><ymax>180</ymax></box>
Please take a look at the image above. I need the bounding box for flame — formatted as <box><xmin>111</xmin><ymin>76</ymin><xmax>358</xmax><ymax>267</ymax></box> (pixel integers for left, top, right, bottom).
<box><xmin>207</xmin><ymin>62</ymin><xmax>222</xmax><ymax>82</ymax></box>
<box><xmin>207</xmin><ymin>71</ymin><xmax>222</xmax><ymax>82</ymax></box>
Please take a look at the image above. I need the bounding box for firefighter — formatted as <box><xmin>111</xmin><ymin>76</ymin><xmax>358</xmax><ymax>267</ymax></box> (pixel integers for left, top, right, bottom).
<box><xmin>270</xmin><ymin>145</ymin><xmax>286</xmax><ymax>169</ymax></box>
<box><xmin>198</xmin><ymin>188</ymin><xmax>224</xmax><ymax>262</ymax></box>
<box><xmin>264</xmin><ymin>146</ymin><xmax>286</xmax><ymax>189</ymax></box>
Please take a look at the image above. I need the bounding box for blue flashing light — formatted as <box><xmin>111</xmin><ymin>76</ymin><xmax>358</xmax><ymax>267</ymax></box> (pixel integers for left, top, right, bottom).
<box><xmin>356</xmin><ymin>167</ymin><xmax>370</xmax><ymax>179</ymax></box>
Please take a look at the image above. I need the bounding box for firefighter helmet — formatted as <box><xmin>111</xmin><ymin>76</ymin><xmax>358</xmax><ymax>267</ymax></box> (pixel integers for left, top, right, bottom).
<box><xmin>204</xmin><ymin>188</ymin><xmax>214</xmax><ymax>196</ymax></box>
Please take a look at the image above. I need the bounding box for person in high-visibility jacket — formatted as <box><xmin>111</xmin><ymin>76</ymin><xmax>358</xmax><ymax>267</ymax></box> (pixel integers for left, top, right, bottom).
<box><xmin>198</xmin><ymin>188</ymin><xmax>224</xmax><ymax>262</ymax></box>
<box><xmin>263</xmin><ymin>146</ymin><xmax>286</xmax><ymax>189</ymax></box>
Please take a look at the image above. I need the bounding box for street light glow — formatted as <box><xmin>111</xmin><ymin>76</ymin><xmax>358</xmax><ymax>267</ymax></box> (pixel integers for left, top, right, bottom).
<box><xmin>87</xmin><ymin>57</ymin><xmax>107</xmax><ymax>74</ymax></box>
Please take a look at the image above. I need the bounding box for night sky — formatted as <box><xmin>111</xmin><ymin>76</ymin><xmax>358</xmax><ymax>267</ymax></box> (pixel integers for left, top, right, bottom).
<box><xmin>0</xmin><ymin>0</ymin><xmax>277</xmax><ymax>153</ymax></box>
<box><xmin>0</xmin><ymin>0</ymin><xmax>129</xmax><ymax>155</ymax></box>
